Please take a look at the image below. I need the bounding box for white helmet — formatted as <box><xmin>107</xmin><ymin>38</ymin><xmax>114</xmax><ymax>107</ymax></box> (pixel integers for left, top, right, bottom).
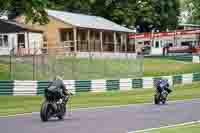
<box><xmin>53</xmin><ymin>75</ymin><xmax>63</xmax><ymax>80</ymax></box>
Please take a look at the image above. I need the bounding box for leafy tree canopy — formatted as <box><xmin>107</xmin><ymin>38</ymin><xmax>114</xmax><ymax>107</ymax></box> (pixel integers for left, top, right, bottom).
<box><xmin>0</xmin><ymin>0</ymin><xmax>180</xmax><ymax>32</ymax></box>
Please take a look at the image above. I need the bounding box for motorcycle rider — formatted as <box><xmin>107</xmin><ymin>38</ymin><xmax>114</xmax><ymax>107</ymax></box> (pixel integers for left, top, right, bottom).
<box><xmin>45</xmin><ymin>75</ymin><xmax>70</xmax><ymax>104</ymax></box>
<box><xmin>156</xmin><ymin>78</ymin><xmax>172</xmax><ymax>96</ymax></box>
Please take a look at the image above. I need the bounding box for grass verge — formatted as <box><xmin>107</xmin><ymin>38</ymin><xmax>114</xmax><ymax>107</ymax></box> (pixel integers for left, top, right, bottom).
<box><xmin>1</xmin><ymin>57</ymin><xmax>200</xmax><ymax>80</ymax></box>
<box><xmin>143</xmin><ymin>58</ymin><xmax>200</xmax><ymax>76</ymax></box>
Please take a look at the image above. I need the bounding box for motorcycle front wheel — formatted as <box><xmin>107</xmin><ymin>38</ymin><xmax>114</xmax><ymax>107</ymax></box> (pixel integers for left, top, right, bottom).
<box><xmin>40</xmin><ymin>101</ymin><xmax>53</xmax><ymax>122</ymax></box>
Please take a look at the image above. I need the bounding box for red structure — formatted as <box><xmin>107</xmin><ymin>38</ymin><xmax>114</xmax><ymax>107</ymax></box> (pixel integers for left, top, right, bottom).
<box><xmin>129</xmin><ymin>29</ymin><xmax>200</xmax><ymax>55</ymax></box>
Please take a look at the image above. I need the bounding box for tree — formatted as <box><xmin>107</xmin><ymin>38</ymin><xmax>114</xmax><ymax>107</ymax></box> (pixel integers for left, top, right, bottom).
<box><xmin>104</xmin><ymin>0</ymin><xmax>154</xmax><ymax>29</ymax></box>
<box><xmin>0</xmin><ymin>0</ymin><xmax>180</xmax><ymax>31</ymax></box>
<box><xmin>61</xmin><ymin>0</ymin><xmax>154</xmax><ymax>30</ymax></box>
<box><xmin>0</xmin><ymin>0</ymin><xmax>64</xmax><ymax>24</ymax></box>
<box><xmin>61</xmin><ymin>0</ymin><xmax>180</xmax><ymax>32</ymax></box>
<box><xmin>133</xmin><ymin>0</ymin><xmax>155</xmax><ymax>32</ymax></box>
<box><xmin>184</xmin><ymin>0</ymin><xmax>200</xmax><ymax>24</ymax></box>
<box><xmin>151</xmin><ymin>0</ymin><xmax>180</xmax><ymax>31</ymax></box>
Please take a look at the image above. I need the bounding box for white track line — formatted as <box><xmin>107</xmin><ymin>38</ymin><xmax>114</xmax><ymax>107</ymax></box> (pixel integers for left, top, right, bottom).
<box><xmin>1</xmin><ymin>98</ymin><xmax>200</xmax><ymax>118</ymax></box>
<box><xmin>128</xmin><ymin>120</ymin><xmax>200</xmax><ymax>133</ymax></box>
<box><xmin>0</xmin><ymin>112</ymin><xmax>39</xmax><ymax>118</ymax></box>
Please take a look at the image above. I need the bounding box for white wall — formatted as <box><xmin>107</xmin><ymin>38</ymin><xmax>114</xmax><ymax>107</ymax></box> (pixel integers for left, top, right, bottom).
<box><xmin>28</xmin><ymin>32</ymin><xmax>43</xmax><ymax>49</ymax></box>
<box><xmin>0</xmin><ymin>33</ymin><xmax>17</xmax><ymax>55</ymax></box>
<box><xmin>26</xmin><ymin>32</ymin><xmax>43</xmax><ymax>55</ymax></box>
<box><xmin>150</xmin><ymin>48</ymin><xmax>163</xmax><ymax>55</ymax></box>
<box><xmin>0</xmin><ymin>32</ymin><xmax>43</xmax><ymax>55</ymax></box>
<box><xmin>9</xmin><ymin>34</ymin><xmax>18</xmax><ymax>49</ymax></box>
<box><xmin>0</xmin><ymin>48</ymin><xmax>10</xmax><ymax>55</ymax></box>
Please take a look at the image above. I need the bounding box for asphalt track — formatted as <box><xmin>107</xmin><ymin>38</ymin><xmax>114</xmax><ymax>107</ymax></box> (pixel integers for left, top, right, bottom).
<box><xmin>1</xmin><ymin>99</ymin><xmax>200</xmax><ymax>133</ymax></box>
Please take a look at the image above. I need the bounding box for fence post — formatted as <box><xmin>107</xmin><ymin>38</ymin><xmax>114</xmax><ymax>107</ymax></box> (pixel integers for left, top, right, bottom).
<box><xmin>139</xmin><ymin>54</ymin><xmax>144</xmax><ymax>77</ymax></box>
<box><xmin>71</xmin><ymin>53</ymin><xmax>75</xmax><ymax>80</ymax></box>
<box><xmin>9</xmin><ymin>49</ymin><xmax>12</xmax><ymax>80</ymax></box>
<box><xmin>10</xmin><ymin>40</ymin><xmax>15</xmax><ymax>80</ymax></box>
<box><xmin>103</xmin><ymin>53</ymin><xmax>107</xmax><ymax>78</ymax></box>
<box><xmin>33</xmin><ymin>41</ymin><xmax>36</xmax><ymax>80</ymax></box>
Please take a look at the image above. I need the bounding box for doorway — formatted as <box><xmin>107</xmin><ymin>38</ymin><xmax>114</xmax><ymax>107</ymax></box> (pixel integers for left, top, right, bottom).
<box><xmin>17</xmin><ymin>34</ymin><xmax>25</xmax><ymax>48</ymax></box>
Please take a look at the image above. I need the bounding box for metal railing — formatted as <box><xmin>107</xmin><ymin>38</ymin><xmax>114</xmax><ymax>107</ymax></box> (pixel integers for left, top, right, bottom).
<box><xmin>0</xmin><ymin>42</ymin><xmax>143</xmax><ymax>80</ymax></box>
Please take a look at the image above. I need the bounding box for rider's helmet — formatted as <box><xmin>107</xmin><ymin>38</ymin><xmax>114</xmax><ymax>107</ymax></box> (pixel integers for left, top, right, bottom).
<box><xmin>53</xmin><ymin>75</ymin><xmax>63</xmax><ymax>81</ymax></box>
<box><xmin>56</xmin><ymin>75</ymin><xmax>63</xmax><ymax>80</ymax></box>
<box><xmin>54</xmin><ymin>72</ymin><xmax>65</xmax><ymax>81</ymax></box>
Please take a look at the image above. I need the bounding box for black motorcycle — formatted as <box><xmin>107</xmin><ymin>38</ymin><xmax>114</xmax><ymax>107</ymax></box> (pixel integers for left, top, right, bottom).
<box><xmin>154</xmin><ymin>89</ymin><xmax>168</xmax><ymax>104</ymax></box>
<box><xmin>40</xmin><ymin>90</ymin><xmax>72</xmax><ymax>122</ymax></box>
<box><xmin>154</xmin><ymin>80</ymin><xmax>170</xmax><ymax>105</ymax></box>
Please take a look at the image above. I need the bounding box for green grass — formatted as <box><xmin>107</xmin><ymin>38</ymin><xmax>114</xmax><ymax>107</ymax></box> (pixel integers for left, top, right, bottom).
<box><xmin>138</xmin><ymin>122</ymin><xmax>200</xmax><ymax>133</ymax></box>
<box><xmin>1</xmin><ymin>57</ymin><xmax>200</xmax><ymax>80</ymax></box>
<box><xmin>0</xmin><ymin>63</ymin><xmax>9</xmax><ymax>80</ymax></box>
<box><xmin>0</xmin><ymin>56</ymin><xmax>143</xmax><ymax>80</ymax></box>
<box><xmin>1</xmin><ymin>82</ymin><xmax>200</xmax><ymax>116</ymax></box>
<box><xmin>143</xmin><ymin>58</ymin><xmax>200</xmax><ymax>76</ymax></box>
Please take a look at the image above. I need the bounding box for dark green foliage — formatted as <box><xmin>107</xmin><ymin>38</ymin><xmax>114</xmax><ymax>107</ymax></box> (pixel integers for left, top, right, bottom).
<box><xmin>0</xmin><ymin>0</ymin><xmax>63</xmax><ymax>25</ymax></box>
<box><xmin>0</xmin><ymin>0</ymin><xmax>180</xmax><ymax>31</ymax></box>
<box><xmin>152</xmin><ymin>0</ymin><xmax>180</xmax><ymax>31</ymax></box>
<box><xmin>184</xmin><ymin>0</ymin><xmax>200</xmax><ymax>24</ymax></box>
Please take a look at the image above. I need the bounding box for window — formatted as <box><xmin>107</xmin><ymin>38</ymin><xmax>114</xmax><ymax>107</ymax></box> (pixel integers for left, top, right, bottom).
<box><xmin>95</xmin><ymin>32</ymin><xmax>99</xmax><ymax>40</ymax></box>
<box><xmin>0</xmin><ymin>35</ymin><xmax>8</xmax><ymax>47</ymax></box>
<box><xmin>0</xmin><ymin>35</ymin><xmax>2</xmax><ymax>47</ymax></box>
<box><xmin>155</xmin><ymin>41</ymin><xmax>159</xmax><ymax>48</ymax></box>
<box><xmin>17</xmin><ymin>34</ymin><xmax>25</xmax><ymax>48</ymax></box>
<box><xmin>68</xmin><ymin>31</ymin><xmax>73</xmax><ymax>40</ymax></box>
<box><xmin>80</xmin><ymin>31</ymin><xmax>86</xmax><ymax>40</ymax></box>
<box><xmin>144</xmin><ymin>41</ymin><xmax>150</xmax><ymax>45</ymax></box>
<box><xmin>43</xmin><ymin>35</ymin><xmax>47</xmax><ymax>42</ymax></box>
<box><xmin>60</xmin><ymin>30</ymin><xmax>67</xmax><ymax>42</ymax></box>
<box><xmin>3</xmin><ymin>35</ymin><xmax>8</xmax><ymax>47</ymax></box>
<box><xmin>138</xmin><ymin>42</ymin><xmax>143</xmax><ymax>45</ymax></box>
<box><xmin>181</xmin><ymin>41</ymin><xmax>192</xmax><ymax>46</ymax></box>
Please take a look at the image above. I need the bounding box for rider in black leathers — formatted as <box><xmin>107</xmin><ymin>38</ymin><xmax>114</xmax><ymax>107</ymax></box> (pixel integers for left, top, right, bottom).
<box><xmin>45</xmin><ymin>76</ymin><xmax>69</xmax><ymax>101</ymax></box>
<box><xmin>156</xmin><ymin>79</ymin><xmax>172</xmax><ymax>95</ymax></box>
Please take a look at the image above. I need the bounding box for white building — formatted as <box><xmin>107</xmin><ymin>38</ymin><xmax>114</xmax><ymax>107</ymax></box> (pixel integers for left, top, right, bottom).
<box><xmin>0</xmin><ymin>19</ymin><xmax>43</xmax><ymax>55</ymax></box>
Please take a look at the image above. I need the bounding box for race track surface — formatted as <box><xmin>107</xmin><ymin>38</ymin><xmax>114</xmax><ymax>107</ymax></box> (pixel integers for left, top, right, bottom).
<box><xmin>1</xmin><ymin>99</ymin><xmax>200</xmax><ymax>133</ymax></box>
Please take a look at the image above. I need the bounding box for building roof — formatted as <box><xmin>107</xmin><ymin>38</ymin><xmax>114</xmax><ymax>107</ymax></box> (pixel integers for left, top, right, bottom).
<box><xmin>179</xmin><ymin>23</ymin><xmax>200</xmax><ymax>27</ymax></box>
<box><xmin>0</xmin><ymin>19</ymin><xmax>43</xmax><ymax>33</ymax></box>
<box><xmin>129</xmin><ymin>29</ymin><xmax>200</xmax><ymax>39</ymax></box>
<box><xmin>47</xmin><ymin>9</ymin><xmax>134</xmax><ymax>33</ymax></box>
